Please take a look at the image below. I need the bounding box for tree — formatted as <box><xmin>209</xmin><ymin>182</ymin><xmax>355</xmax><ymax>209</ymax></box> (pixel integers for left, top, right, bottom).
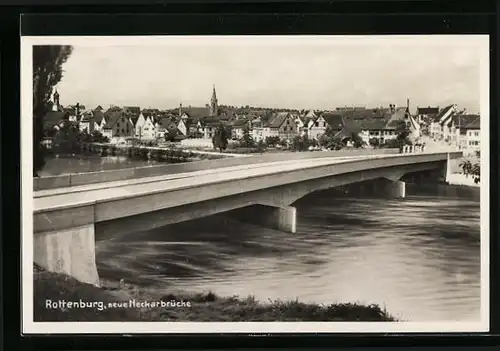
<box><xmin>33</xmin><ymin>45</ymin><xmax>73</xmax><ymax>176</ymax></box>
<box><xmin>349</xmin><ymin>131</ymin><xmax>365</xmax><ymax>148</ymax></box>
<box><xmin>291</xmin><ymin>135</ymin><xmax>314</xmax><ymax>152</ymax></box>
<box><xmin>395</xmin><ymin>120</ymin><xmax>412</xmax><ymax>145</ymax></box>
<box><xmin>212</xmin><ymin>123</ymin><xmax>229</xmax><ymax>152</ymax></box>
<box><xmin>239</xmin><ymin>124</ymin><xmax>255</xmax><ymax>148</ymax></box>
<box><xmin>265</xmin><ymin>136</ymin><xmax>280</xmax><ymax>147</ymax></box>
<box><xmin>460</xmin><ymin>151</ymin><xmax>480</xmax><ymax>184</ymax></box>
<box><xmin>369</xmin><ymin>138</ymin><xmax>380</xmax><ymax>148</ymax></box>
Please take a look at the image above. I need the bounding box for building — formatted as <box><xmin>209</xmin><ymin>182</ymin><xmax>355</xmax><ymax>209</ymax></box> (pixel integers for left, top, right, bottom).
<box><xmin>267</xmin><ymin>112</ymin><xmax>298</xmax><ymax>139</ymax></box>
<box><xmin>134</xmin><ymin>111</ymin><xmax>157</xmax><ymax>140</ymax></box>
<box><xmin>229</xmin><ymin>119</ymin><xmax>249</xmax><ymax>140</ymax></box>
<box><xmin>416</xmin><ymin>106</ymin><xmax>439</xmax><ymax>124</ymax></box>
<box><xmin>102</xmin><ymin>109</ymin><xmax>135</xmax><ymax>140</ymax></box>
<box><xmin>250</xmin><ymin>118</ymin><xmax>271</xmax><ymax>142</ymax></box>
<box><xmin>307</xmin><ymin>112</ymin><xmax>345</xmax><ymax>140</ymax></box>
<box><xmin>155</xmin><ymin>117</ymin><xmax>179</xmax><ymax>139</ymax></box>
<box><xmin>461</xmin><ymin>115</ymin><xmax>480</xmax><ymax>154</ymax></box>
<box><xmin>78</xmin><ymin>111</ymin><xmax>95</xmax><ymax>133</ymax></box>
<box><xmin>429</xmin><ymin>104</ymin><xmax>458</xmax><ymax>141</ymax></box>
<box><xmin>92</xmin><ymin>109</ymin><xmax>107</xmax><ymax>132</ymax></box>
<box><xmin>199</xmin><ymin>117</ymin><xmax>220</xmax><ymax>139</ymax></box>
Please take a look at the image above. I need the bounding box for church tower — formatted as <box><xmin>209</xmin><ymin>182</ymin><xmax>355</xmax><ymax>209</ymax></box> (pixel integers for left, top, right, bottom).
<box><xmin>210</xmin><ymin>84</ymin><xmax>218</xmax><ymax>117</ymax></box>
<box><xmin>52</xmin><ymin>89</ymin><xmax>60</xmax><ymax>111</ymax></box>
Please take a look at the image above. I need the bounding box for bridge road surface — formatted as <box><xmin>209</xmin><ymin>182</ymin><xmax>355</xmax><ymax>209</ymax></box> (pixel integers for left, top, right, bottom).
<box><xmin>34</xmin><ymin>153</ymin><xmax>438</xmax><ymax>213</ymax></box>
<box><xmin>34</xmin><ymin>155</ymin><xmax>379</xmax><ymax>198</ymax></box>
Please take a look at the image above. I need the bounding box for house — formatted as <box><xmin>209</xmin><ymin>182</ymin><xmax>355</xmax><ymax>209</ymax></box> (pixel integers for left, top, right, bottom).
<box><xmin>451</xmin><ymin>114</ymin><xmax>480</xmax><ymax>151</ymax></box>
<box><xmin>199</xmin><ymin>117</ymin><xmax>221</xmax><ymax>139</ymax></box>
<box><xmin>78</xmin><ymin>111</ymin><xmax>95</xmax><ymax>133</ymax></box>
<box><xmin>461</xmin><ymin>115</ymin><xmax>480</xmax><ymax>154</ymax></box>
<box><xmin>155</xmin><ymin>117</ymin><xmax>179</xmax><ymax>139</ymax></box>
<box><xmin>292</xmin><ymin>114</ymin><xmax>308</xmax><ymax>137</ymax></box>
<box><xmin>416</xmin><ymin>106</ymin><xmax>439</xmax><ymax>124</ymax></box>
<box><xmin>429</xmin><ymin>104</ymin><xmax>458</xmax><ymax>141</ymax></box>
<box><xmin>267</xmin><ymin>112</ymin><xmax>298</xmax><ymax>139</ymax></box>
<box><xmin>178</xmin><ymin>117</ymin><xmax>202</xmax><ymax>137</ymax></box>
<box><xmin>92</xmin><ymin>109</ymin><xmax>106</xmax><ymax>131</ymax></box>
<box><xmin>229</xmin><ymin>119</ymin><xmax>249</xmax><ymax>140</ymax></box>
<box><xmin>307</xmin><ymin>112</ymin><xmax>346</xmax><ymax>140</ymax></box>
<box><xmin>349</xmin><ymin>105</ymin><xmax>419</xmax><ymax>145</ymax></box>
<box><xmin>250</xmin><ymin>118</ymin><xmax>271</xmax><ymax>142</ymax></box>
<box><xmin>102</xmin><ymin>109</ymin><xmax>135</xmax><ymax>140</ymax></box>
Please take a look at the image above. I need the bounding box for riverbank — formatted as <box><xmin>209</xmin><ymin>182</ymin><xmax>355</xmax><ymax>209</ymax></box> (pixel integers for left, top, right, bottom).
<box><xmin>447</xmin><ymin>173</ymin><xmax>480</xmax><ymax>187</ymax></box>
<box><xmin>33</xmin><ymin>265</ymin><xmax>396</xmax><ymax>322</ymax></box>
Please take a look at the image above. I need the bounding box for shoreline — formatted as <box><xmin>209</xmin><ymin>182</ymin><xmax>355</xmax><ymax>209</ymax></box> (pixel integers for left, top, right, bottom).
<box><xmin>33</xmin><ymin>266</ymin><xmax>396</xmax><ymax>322</ymax></box>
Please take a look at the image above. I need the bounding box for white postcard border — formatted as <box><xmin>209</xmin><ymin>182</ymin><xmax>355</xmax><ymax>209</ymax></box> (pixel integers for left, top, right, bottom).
<box><xmin>21</xmin><ymin>35</ymin><xmax>490</xmax><ymax>334</ymax></box>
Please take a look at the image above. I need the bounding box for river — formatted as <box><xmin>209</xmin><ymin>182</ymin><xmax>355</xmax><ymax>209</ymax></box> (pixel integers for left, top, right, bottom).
<box><xmin>39</xmin><ymin>155</ymin><xmax>160</xmax><ymax>176</ymax></box>
<box><xmin>93</xmin><ymin>183</ymin><xmax>481</xmax><ymax>322</ymax></box>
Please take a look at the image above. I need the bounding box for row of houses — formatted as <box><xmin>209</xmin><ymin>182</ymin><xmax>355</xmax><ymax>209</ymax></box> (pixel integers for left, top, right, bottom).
<box><xmin>43</xmin><ymin>90</ymin><xmax>479</xmax><ymax>153</ymax></box>
<box><xmin>43</xmin><ymin>93</ymin><xmax>420</xmax><ymax>146</ymax></box>
<box><xmin>416</xmin><ymin>104</ymin><xmax>481</xmax><ymax>153</ymax></box>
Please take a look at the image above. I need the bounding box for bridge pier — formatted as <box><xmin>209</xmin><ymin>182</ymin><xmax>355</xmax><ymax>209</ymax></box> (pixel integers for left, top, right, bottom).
<box><xmin>385</xmin><ymin>179</ymin><xmax>406</xmax><ymax>198</ymax></box>
<box><xmin>33</xmin><ymin>224</ymin><xmax>100</xmax><ymax>286</ymax></box>
<box><xmin>226</xmin><ymin>204</ymin><xmax>297</xmax><ymax>233</ymax></box>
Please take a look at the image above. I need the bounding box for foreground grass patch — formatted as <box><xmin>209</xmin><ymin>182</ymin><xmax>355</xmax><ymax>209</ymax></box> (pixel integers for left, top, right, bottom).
<box><xmin>33</xmin><ymin>266</ymin><xmax>396</xmax><ymax>322</ymax></box>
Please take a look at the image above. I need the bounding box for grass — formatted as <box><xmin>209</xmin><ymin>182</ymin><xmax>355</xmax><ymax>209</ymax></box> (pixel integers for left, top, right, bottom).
<box><xmin>33</xmin><ymin>265</ymin><xmax>396</xmax><ymax>322</ymax></box>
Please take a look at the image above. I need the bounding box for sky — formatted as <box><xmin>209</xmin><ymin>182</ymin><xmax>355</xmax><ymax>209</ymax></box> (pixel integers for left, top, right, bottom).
<box><xmin>51</xmin><ymin>36</ymin><xmax>485</xmax><ymax>113</ymax></box>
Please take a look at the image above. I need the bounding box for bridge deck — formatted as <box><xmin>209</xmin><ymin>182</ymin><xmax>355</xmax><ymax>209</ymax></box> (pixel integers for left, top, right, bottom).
<box><xmin>34</xmin><ymin>155</ymin><xmax>373</xmax><ymax>198</ymax></box>
<box><xmin>34</xmin><ymin>152</ymin><xmax>452</xmax><ymax>213</ymax></box>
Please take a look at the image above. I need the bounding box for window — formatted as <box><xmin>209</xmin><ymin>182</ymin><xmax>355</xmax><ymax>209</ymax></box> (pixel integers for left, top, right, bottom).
<box><xmin>475</xmin><ymin>131</ymin><xmax>479</xmax><ymax>137</ymax></box>
<box><xmin>315</xmin><ymin>121</ymin><xmax>319</xmax><ymax>127</ymax></box>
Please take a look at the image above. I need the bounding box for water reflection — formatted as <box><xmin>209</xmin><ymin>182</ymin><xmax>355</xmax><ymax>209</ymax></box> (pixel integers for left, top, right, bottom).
<box><xmin>95</xmin><ymin>183</ymin><xmax>481</xmax><ymax>322</ymax></box>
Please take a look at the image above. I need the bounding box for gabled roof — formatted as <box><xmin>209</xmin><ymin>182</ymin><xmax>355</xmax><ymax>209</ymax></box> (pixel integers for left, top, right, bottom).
<box><xmin>320</xmin><ymin>113</ymin><xmax>344</xmax><ymax>129</ymax></box>
<box><xmin>417</xmin><ymin>106</ymin><xmax>439</xmax><ymax>115</ymax></box>
<box><xmin>156</xmin><ymin>117</ymin><xmax>178</xmax><ymax>130</ymax></box>
<box><xmin>433</xmin><ymin>104</ymin><xmax>456</xmax><ymax>122</ymax></box>
<box><xmin>268</xmin><ymin>112</ymin><xmax>290</xmax><ymax>128</ymax></box>
<box><xmin>92</xmin><ymin>110</ymin><xmax>105</xmax><ymax>124</ymax></box>
<box><xmin>103</xmin><ymin>111</ymin><xmax>132</xmax><ymax>129</ymax></box>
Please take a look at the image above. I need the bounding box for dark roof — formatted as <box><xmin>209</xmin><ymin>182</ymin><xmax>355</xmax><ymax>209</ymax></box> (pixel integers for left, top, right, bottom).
<box><xmin>461</xmin><ymin>115</ymin><xmax>480</xmax><ymax>129</ymax></box>
<box><xmin>43</xmin><ymin>111</ymin><xmax>68</xmax><ymax>129</ymax></box>
<box><xmin>267</xmin><ymin>112</ymin><xmax>290</xmax><ymax>128</ymax></box>
<box><xmin>230</xmin><ymin>119</ymin><xmax>248</xmax><ymax>128</ymax></box>
<box><xmin>352</xmin><ymin>118</ymin><xmax>389</xmax><ymax>130</ymax></box>
<box><xmin>103</xmin><ymin>111</ymin><xmax>131</xmax><ymax>129</ymax></box>
<box><xmin>417</xmin><ymin>106</ymin><xmax>439</xmax><ymax>115</ymax></box>
<box><xmin>199</xmin><ymin>117</ymin><xmax>221</xmax><ymax>127</ymax></box>
<box><xmin>180</xmin><ymin>107</ymin><xmax>211</xmax><ymax>119</ymax></box>
<box><xmin>92</xmin><ymin>110</ymin><xmax>105</xmax><ymax>124</ymax></box>
<box><xmin>320</xmin><ymin>113</ymin><xmax>344</xmax><ymax>129</ymax></box>
<box><xmin>124</xmin><ymin>106</ymin><xmax>141</xmax><ymax>114</ymax></box>
<box><xmin>156</xmin><ymin>117</ymin><xmax>178</xmax><ymax>130</ymax></box>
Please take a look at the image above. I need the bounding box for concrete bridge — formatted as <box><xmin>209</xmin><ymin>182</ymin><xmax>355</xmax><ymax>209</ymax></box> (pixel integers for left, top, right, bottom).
<box><xmin>32</xmin><ymin>151</ymin><xmax>462</xmax><ymax>286</ymax></box>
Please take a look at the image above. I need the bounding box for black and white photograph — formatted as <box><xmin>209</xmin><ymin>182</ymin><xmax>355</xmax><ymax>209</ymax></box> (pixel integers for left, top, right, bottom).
<box><xmin>22</xmin><ymin>35</ymin><xmax>489</xmax><ymax>334</ymax></box>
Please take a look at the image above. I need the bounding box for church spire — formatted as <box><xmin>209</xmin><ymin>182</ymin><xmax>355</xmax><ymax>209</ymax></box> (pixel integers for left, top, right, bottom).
<box><xmin>210</xmin><ymin>84</ymin><xmax>218</xmax><ymax>117</ymax></box>
<box><xmin>52</xmin><ymin>89</ymin><xmax>60</xmax><ymax>111</ymax></box>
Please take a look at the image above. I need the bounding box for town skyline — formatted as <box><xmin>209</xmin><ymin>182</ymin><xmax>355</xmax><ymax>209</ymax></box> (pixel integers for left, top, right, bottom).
<box><xmin>51</xmin><ymin>36</ymin><xmax>483</xmax><ymax>113</ymax></box>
